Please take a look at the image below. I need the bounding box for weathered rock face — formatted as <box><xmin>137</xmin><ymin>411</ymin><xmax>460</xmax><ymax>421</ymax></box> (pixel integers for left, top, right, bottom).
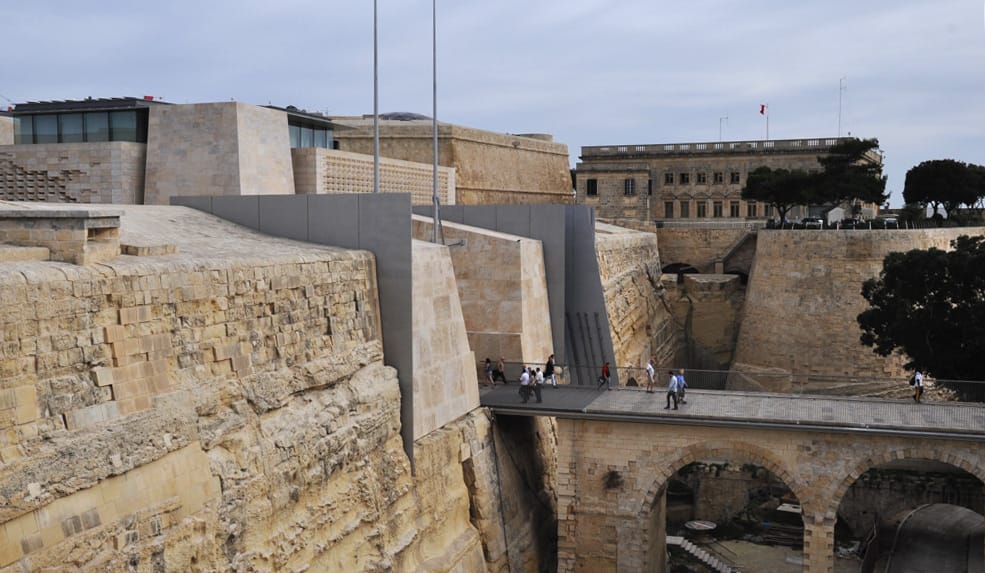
<box><xmin>595</xmin><ymin>223</ymin><xmax>681</xmax><ymax>375</ymax></box>
<box><xmin>0</xmin><ymin>206</ymin><xmax>550</xmax><ymax>572</ymax></box>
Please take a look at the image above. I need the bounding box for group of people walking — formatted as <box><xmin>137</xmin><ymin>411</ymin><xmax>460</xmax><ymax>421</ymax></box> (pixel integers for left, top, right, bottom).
<box><xmin>645</xmin><ymin>359</ymin><xmax>687</xmax><ymax>409</ymax></box>
<box><xmin>484</xmin><ymin>355</ymin><xmax>558</xmax><ymax>404</ymax></box>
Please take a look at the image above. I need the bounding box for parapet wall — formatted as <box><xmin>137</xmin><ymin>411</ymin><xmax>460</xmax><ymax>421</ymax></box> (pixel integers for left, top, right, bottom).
<box><xmin>0</xmin><ymin>142</ymin><xmax>146</xmax><ymax>204</ymax></box>
<box><xmin>292</xmin><ymin>147</ymin><xmax>455</xmax><ymax>205</ymax></box>
<box><xmin>733</xmin><ymin>228</ymin><xmax>985</xmax><ymax>381</ymax></box>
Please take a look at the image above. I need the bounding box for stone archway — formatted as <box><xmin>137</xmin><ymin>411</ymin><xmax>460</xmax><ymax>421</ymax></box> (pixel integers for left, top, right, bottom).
<box><xmin>636</xmin><ymin>440</ymin><xmax>812</xmax><ymax>573</ymax></box>
<box><xmin>828</xmin><ymin>446</ymin><xmax>985</xmax><ymax>569</ymax></box>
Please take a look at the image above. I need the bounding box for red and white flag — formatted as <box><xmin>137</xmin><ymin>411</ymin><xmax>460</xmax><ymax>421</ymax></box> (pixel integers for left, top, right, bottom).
<box><xmin>759</xmin><ymin>104</ymin><xmax>767</xmax><ymax>115</ymax></box>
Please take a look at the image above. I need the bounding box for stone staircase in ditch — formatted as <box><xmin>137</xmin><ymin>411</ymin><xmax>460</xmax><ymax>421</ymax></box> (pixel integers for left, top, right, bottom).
<box><xmin>666</xmin><ymin>536</ymin><xmax>735</xmax><ymax>572</ymax></box>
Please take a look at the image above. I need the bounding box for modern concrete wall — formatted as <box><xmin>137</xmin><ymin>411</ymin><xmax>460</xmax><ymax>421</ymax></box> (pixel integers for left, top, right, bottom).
<box><xmin>0</xmin><ymin>116</ymin><xmax>13</xmax><ymax>145</ymax></box>
<box><xmin>171</xmin><ymin>193</ymin><xmax>415</xmax><ymax>462</ymax></box>
<box><xmin>146</xmin><ymin>103</ymin><xmax>294</xmax><ymax>204</ymax></box>
<box><xmin>411</xmin><ymin>215</ymin><xmax>554</xmax><ymax>377</ymax></box>
<box><xmin>411</xmin><ymin>240</ymin><xmax>478</xmax><ymax>439</ymax></box>
<box><xmin>0</xmin><ymin>142</ymin><xmax>146</xmax><ymax>204</ymax></box>
<box><xmin>293</xmin><ymin>147</ymin><xmax>455</xmax><ymax>205</ymax></box>
<box><xmin>415</xmin><ymin>204</ymin><xmax>616</xmax><ymax>386</ymax></box>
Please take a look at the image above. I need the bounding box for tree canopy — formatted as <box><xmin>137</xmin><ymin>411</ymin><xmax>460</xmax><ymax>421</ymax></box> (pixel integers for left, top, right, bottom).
<box><xmin>740</xmin><ymin>138</ymin><xmax>887</xmax><ymax>220</ymax></box>
<box><xmin>857</xmin><ymin>235</ymin><xmax>985</xmax><ymax>401</ymax></box>
<box><xmin>740</xmin><ymin>166</ymin><xmax>815</xmax><ymax>223</ymax></box>
<box><xmin>813</xmin><ymin>138</ymin><xmax>888</xmax><ymax>207</ymax></box>
<box><xmin>903</xmin><ymin>159</ymin><xmax>985</xmax><ymax>220</ymax></box>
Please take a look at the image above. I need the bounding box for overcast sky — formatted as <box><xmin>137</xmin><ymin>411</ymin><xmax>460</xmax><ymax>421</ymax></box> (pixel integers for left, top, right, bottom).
<box><xmin>4</xmin><ymin>0</ymin><xmax>984</xmax><ymax>206</ymax></box>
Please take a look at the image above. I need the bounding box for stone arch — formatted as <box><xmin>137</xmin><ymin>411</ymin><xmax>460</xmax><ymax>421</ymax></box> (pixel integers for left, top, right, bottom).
<box><xmin>828</xmin><ymin>445</ymin><xmax>985</xmax><ymax>520</ymax></box>
<box><xmin>635</xmin><ymin>438</ymin><xmax>810</xmax><ymax>520</ymax></box>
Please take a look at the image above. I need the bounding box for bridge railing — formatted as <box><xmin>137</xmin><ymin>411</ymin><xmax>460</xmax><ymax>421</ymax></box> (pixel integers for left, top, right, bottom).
<box><xmin>478</xmin><ymin>361</ymin><xmax>985</xmax><ymax>402</ymax></box>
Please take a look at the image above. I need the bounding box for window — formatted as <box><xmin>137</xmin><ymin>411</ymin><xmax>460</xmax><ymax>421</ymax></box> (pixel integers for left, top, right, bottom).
<box><xmin>713</xmin><ymin>201</ymin><xmax>723</xmax><ymax>218</ymax></box>
<box><xmin>713</xmin><ymin>172</ymin><xmax>724</xmax><ymax>184</ymax></box>
<box><xmin>664</xmin><ymin>173</ymin><xmax>674</xmax><ymax>185</ymax></box>
<box><xmin>696</xmin><ymin>202</ymin><xmax>707</xmax><ymax>218</ymax></box>
<box><xmin>34</xmin><ymin>115</ymin><xmax>58</xmax><ymax>144</ymax></box>
<box><xmin>747</xmin><ymin>202</ymin><xmax>758</xmax><ymax>217</ymax></box>
<box><xmin>14</xmin><ymin>117</ymin><xmax>33</xmax><ymax>145</ymax></box>
<box><xmin>647</xmin><ymin>179</ymin><xmax>653</xmax><ymax>196</ymax></box>
<box><xmin>288</xmin><ymin>121</ymin><xmax>333</xmax><ymax>149</ymax></box>
<box><xmin>730</xmin><ymin>201</ymin><xmax>740</xmax><ymax>217</ymax></box>
<box><xmin>85</xmin><ymin>112</ymin><xmax>110</xmax><ymax>142</ymax></box>
<box><xmin>696</xmin><ymin>172</ymin><xmax>707</xmax><ymax>184</ymax></box>
<box><xmin>109</xmin><ymin>111</ymin><xmax>138</xmax><ymax>142</ymax></box>
<box><xmin>679</xmin><ymin>201</ymin><xmax>690</xmax><ymax>218</ymax></box>
<box><xmin>624</xmin><ymin>178</ymin><xmax>636</xmax><ymax>196</ymax></box>
<box><xmin>300</xmin><ymin>126</ymin><xmax>314</xmax><ymax>148</ymax></box>
<box><xmin>664</xmin><ymin>201</ymin><xmax>674</xmax><ymax>218</ymax></box>
<box><xmin>730</xmin><ymin>171</ymin><xmax>741</xmax><ymax>184</ymax></box>
<box><xmin>765</xmin><ymin>205</ymin><xmax>774</xmax><ymax>218</ymax></box>
<box><xmin>586</xmin><ymin>179</ymin><xmax>598</xmax><ymax>196</ymax></box>
<box><xmin>59</xmin><ymin>114</ymin><xmax>84</xmax><ymax>143</ymax></box>
<box><xmin>679</xmin><ymin>172</ymin><xmax>690</xmax><ymax>185</ymax></box>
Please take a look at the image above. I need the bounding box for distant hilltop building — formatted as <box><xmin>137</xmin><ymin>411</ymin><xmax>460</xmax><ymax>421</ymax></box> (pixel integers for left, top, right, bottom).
<box><xmin>0</xmin><ymin>98</ymin><xmax>569</xmax><ymax>207</ymax></box>
<box><xmin>574</xmin><ymin>137</ymin><xmax>882</xmax><ymax>222</ymax></box>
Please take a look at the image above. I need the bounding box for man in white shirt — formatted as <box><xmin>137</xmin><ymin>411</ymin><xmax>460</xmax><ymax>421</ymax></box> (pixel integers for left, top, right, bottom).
<box><xmin>519</xmin><ymin>366</ymin><xmax>531</xmax><ymax>403</ymax></box>
<box><xmin>913</xmin><ymin>370</ymin><xmax>924</xmax><ymax>403</ymax></box>
<box><xmin>664</xmin><ymin>370</ymin><xmax>679</xmax><ymax>410</ymax></box>
<box><xmin>645</xmin><ymin>359</ymin><xmax>655</xmax><ymax>393</ymax></box>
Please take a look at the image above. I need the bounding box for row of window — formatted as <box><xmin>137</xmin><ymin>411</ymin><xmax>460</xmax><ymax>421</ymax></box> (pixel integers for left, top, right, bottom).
<box><xmin>14</xmin><ymin>111</ymin><xmax>146</xmax><ymax>144</ymax></box>
<box><xmin>288</xmin><ymin>123</ymin><xmax>333</xmax><ymax>149</ymax></box>
<box><xmin>585</xmin><ymin>172</ymin><xmax>743</xmax><ymax>197</ymax></box>
<box><xmin>664</xmin><ymin>171</ymin><xmax>742</xmax><ymax>185</ymax></box>
<box><xmin>663</xmin><ymin>200</ymin><xmax>774</xmax><ymax>219</ymax></box>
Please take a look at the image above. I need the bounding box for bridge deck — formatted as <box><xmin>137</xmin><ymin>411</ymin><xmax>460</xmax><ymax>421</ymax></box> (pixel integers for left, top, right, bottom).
<box><xmin>479</xmin><ymin>385</ymin><xmax>985</xmax><ymax>441</ymax></box>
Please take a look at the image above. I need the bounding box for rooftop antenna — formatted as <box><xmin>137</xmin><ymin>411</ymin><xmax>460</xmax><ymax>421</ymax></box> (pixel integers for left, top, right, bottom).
<box><xmin>838</xmin><ymin>77</ymin><xmax>847</xmax><ymax>137</ymax></box>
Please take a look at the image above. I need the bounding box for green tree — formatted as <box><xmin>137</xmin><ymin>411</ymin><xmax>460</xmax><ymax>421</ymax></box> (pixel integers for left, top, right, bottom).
<box><xmin>903</xmin><ymin>159</ymin><xmax>984</xmax><ymax>222</ymax></box>
<box><xmin>858</xmin><ymin>235</ymin><xmax>985</xmax><ymax>401</ymax></box>
<box><xmin>741</xmin><ymin>166</ymin><xmax>815</xmax><ymax>224</ymax></box>
<box><xmin>814</xmin><ymin>138</ymin><xmax>888</xmax><ymax>208</ymax></box>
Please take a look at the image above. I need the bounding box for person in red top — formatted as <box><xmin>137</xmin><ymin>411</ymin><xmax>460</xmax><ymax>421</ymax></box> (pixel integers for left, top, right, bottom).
<box><xmin>597</xmin><ymin>361</ymin><xmax>612</xmax><ymax>391</ymax></box>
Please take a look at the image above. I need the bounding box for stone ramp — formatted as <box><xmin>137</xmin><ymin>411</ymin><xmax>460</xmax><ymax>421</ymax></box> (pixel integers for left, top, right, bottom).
<box><xmin>667</xmin><ymin>536</ymin><xmax>736</xmax><ymax>572</ymax></box>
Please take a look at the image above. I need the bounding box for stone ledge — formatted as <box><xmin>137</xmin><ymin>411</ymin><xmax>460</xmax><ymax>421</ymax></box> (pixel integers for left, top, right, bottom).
<box><xmin>0</xmin><ymin>245</ymin><xmax>49</xmax><ymax>262</ymax></box>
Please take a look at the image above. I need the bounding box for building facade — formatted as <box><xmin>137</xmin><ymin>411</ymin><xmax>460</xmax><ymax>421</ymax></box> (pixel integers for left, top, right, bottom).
<box><xmin>574</xmin><ymin>137</ymin><xmax>880</xmax><ymax>222</ymax></box>
<box><xmin>0</xmin><ymin>99</ymin><xmax>457</xmax><ymax>206</ymax></box>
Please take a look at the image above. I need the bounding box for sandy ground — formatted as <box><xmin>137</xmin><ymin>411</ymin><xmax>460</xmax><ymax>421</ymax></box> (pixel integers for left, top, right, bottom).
<box><xmin>692</xmin><ymin>540</ymin><xmax>861</xmax><ymax>572</ymax></box>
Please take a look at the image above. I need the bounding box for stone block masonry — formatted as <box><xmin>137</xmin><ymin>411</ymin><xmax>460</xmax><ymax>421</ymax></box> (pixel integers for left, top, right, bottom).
<box><xmin>0</xmin><ymin>207</ymin><xmax>122</xmax><ymax>265</ymax></box>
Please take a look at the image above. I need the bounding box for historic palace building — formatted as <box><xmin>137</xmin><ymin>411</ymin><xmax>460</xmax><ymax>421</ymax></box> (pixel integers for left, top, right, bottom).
<box><xmin>574</xmin><ymin>137</ymin><xmax>881</xmax><ymax>223</ymax></box>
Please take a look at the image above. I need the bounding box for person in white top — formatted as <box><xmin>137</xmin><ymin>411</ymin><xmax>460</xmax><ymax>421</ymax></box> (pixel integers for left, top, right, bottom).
<box><xmin>664</xmin><ymin>371</ymin><xmax>679</xmax><ymax>410</ymax></box>
<box><xmin>519</xmin><ymin>366</ymin><xmax>531</xmax><ymax>403</ymax></box>
<box><xmin>645</xmin><ymin>359</ymin><xmax>656</xmax><ymax>393</ymax></box>
<box><xmin>913</xmin><ymin>370</ymin><xmax>924</xmax><ymax>403</ymax></box>
<box><xmin>533</xmin><ymin>367</ymin><xmax>544</xmax><ymax>403</ymax></box>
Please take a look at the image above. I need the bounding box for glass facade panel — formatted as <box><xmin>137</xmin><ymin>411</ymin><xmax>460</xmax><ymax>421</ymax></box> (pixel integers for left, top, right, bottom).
<box><xmin>314</xmin><ymin>128</ymin><xmax>328</xmax><ymax>148</ymax></box>
<box><xmin>109</xmin><ymin>111</ymin><xmax>138</xmax><ymax>141</ymax></box>
<box><xmin>289</xmin><ymin>125</ymin><xmax>301</xmax><ymax>148</ymax></box>
<box><xmin>14</xmin><ymin>117</ymin><xmax>33</xmax><ymax>144</ymax></box>
<box><xmin>59</xmin><ymin>114</ymin><xmax>84</xmax><ymax>143</ymax></box>
<box><xmin>300</xmin><ymin>126</ymin><xmax>314</xmax><ymax>148</ymax></box>
<box><xmin>85</xmin><ymin>112</ymin><xmax>110</xmax><ymax>142</ymax></box>
<box><xmin>35</xmin><ymin>115</ymin><xmax>58</xmax><ymax>144</ymax></box>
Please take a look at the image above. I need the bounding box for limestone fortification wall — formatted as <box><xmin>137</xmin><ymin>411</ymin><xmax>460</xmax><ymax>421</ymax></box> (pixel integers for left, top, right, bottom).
<box><xmin>0</xmin><ymin>117</ymin><xmax>12</xmax><ymax>145</ymax></box>
<box><xmin>0</xmin><ymin>143</ymin><xmax>146</xmax><ymax>204</ymax></box>
<box><xmin>656</xmin><ymin>226</ymin><xmax>752</xmax><ymax>271</ymax></box>
<box><xmin>733</xmin><ymin>228</ymin><xmax>985</xmax><ymax>382</ymax></box>
<box><xmin>144</xmin><ymin>103</ymin><xmax>294</xmax><ymax>205</ymax></box>
<box><xmin>411</xmin><ymin>240</ymin><xmax>478</xmax><ymax>440</ymax></box>
<box><xmin>595</xmin><ymin>223</ymin><xmax>680</xmax><ymax>375</ymax></box>
<box><xmin>411</xmin><ymin>216</ymin><xmax>554</xmax><ymax>373</ymax></box>
<box><xmin>292</xmin><ymin>147</ymin><xmax>456</xmax><ymax>205</ymax></box>
<box><xmin>333</xmin><ymin>120</ymin><xmax>572</xmax><ymax>205</ymax></box>
<box><xmin>0</xmin><ymin>206</ymin><xmax>548</xmax><ymax>572</ymax></box>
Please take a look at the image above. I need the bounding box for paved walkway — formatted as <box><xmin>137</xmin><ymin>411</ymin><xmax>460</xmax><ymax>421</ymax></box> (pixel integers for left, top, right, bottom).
<box><xmin>479</xmin><ymin>384</ymin><xmax>985</xmax><ymax>440</ymax></box>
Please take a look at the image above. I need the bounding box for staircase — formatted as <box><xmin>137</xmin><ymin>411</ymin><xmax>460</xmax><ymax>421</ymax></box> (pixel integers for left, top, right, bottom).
<box><xmin>666</xmin><ymin>536</ymin><xmax>736</xmax><ymax>573</ymax></box>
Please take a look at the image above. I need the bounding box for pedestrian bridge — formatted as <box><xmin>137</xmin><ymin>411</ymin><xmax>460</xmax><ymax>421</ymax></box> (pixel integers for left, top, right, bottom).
<box><xmin>480</xmin><ymin>386</ymin><xmax>985</xmax><ymax>572</ymax></box>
